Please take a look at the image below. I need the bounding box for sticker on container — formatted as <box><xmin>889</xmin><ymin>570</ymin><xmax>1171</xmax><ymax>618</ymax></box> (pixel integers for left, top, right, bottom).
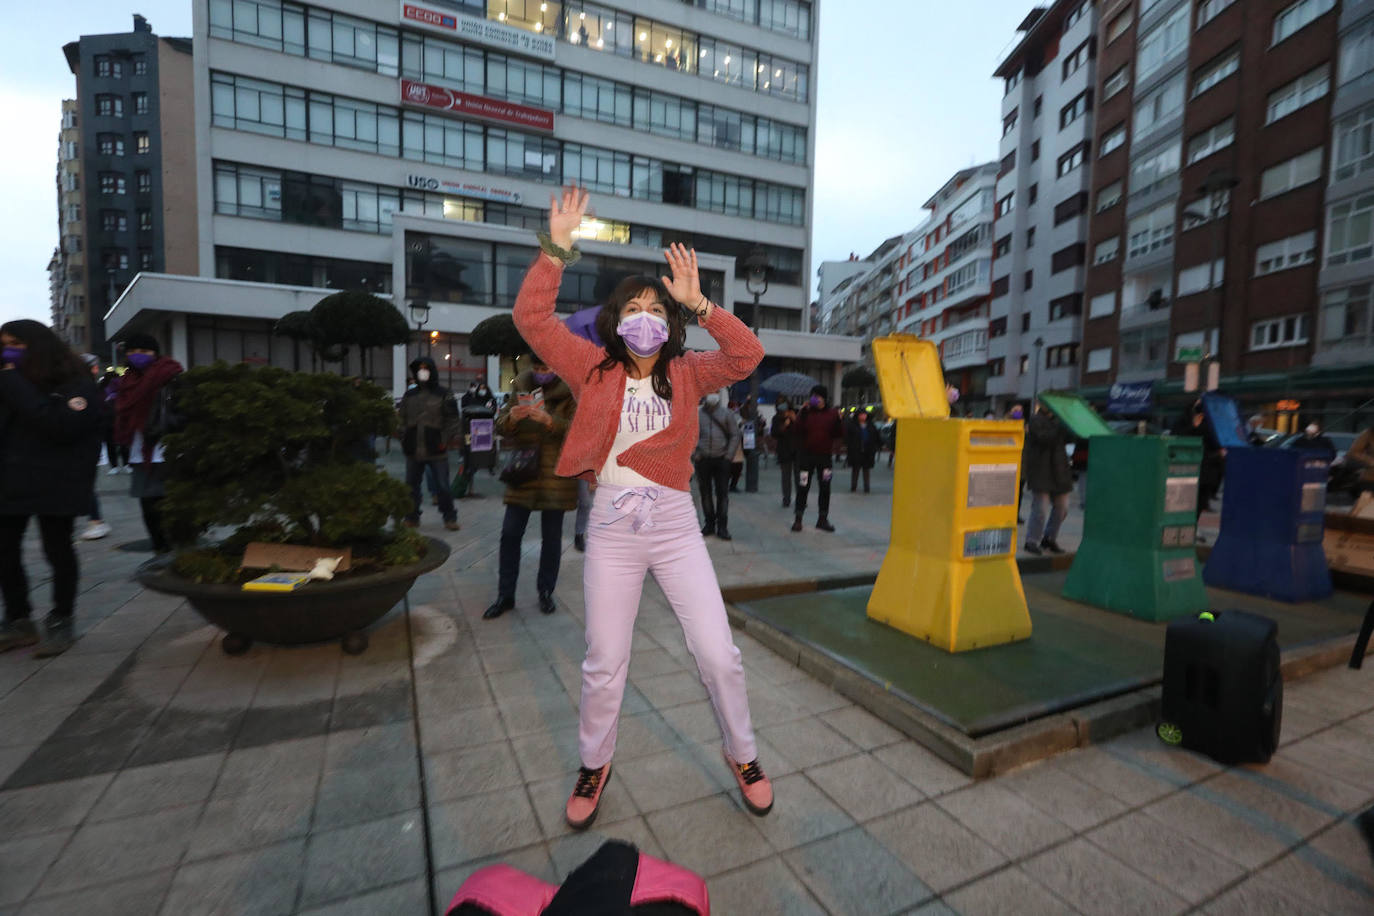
<box><xmin>963</xmin><ymin>527</ymin><xmax>1013</xmax><ymax>558</ymax></box>
<box><xmin>1300</xmin><ymin>482</ymin><xmax>1325</xmax><ymax>514</ymax></box>
<box><xmin>1163</xmin><ymin>476</ymin><xmax>1198</xmax><ymax>514</ymax></box>
<box><xmin>969</xmin><ymin>435</ymin><xmax>1017</xmax><ymax>447</ymax></box>
<box><xmin>966</xmin><ymin>463</ymin><xmax>1019</xmax><ymax>508</ymax></box>
<box><xmin>1168</xmin><ymin>463</ymin><xmax>1199</xmax><ymax>477</ymax></box>
<box><xmin>1161</xmin><ymin>526</ymin><xmax>1179</xmax><ymax>547</ymax></box>
<box><xmin>1162</xmin><ymin>557</ymin><xmax>1195</xmax><ymax>582</ymax></box>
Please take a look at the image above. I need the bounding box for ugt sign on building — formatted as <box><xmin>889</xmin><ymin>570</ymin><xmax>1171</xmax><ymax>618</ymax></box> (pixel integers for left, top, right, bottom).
<box><xmin>401</xmin><ymin>79</ymin><xmax>555</xmax><ymax>133</ymax></box>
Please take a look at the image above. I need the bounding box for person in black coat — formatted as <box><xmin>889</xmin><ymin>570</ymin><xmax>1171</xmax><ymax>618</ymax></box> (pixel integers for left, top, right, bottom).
<box><xmin>769</xmin><ymin>396</ymin><xmax>798</xmax><ymax>508</ymax></box>
<box><xmin>845</xmin><ymin>410</ymin><xmax>881</xmax><ymax>493</ymax></box>
<box><xmin>0</xmin><ymin>320</ymin><xmax>103</xmax><ymax>657</ymax></box>
<box><xmin>1022</xmin><ymin>401</ymin><xmax>1073</xmax><ymax>555</ymax></box>
<box><xmin>1172</xmin><ymin>400</ymin><xmax>1225</xmax><ymax>523</ymax></box>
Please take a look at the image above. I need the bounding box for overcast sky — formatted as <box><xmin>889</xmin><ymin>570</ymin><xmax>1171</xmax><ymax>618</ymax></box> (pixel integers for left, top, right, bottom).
<box><xmin>2</xmin><ymin>0</ymin><xmax>1033</xmax><ymax>323</ymax></box>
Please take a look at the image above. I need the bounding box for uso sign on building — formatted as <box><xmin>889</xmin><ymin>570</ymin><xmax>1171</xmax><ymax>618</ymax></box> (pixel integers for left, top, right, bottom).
<box><xmin>401</xmin><ymin>79</ymin><xmax>555</xmax><ymax>133</ymax></box>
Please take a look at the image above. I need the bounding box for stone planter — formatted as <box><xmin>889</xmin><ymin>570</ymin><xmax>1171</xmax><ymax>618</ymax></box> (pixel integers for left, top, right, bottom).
<box><xmin>137</xmin><ymin>537</ymin><xmax>450</xmax><ymax>654</ymax></box>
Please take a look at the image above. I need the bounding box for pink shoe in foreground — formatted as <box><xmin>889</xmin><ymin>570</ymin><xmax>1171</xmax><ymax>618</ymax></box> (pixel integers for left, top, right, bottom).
<box><xmin>724</xmin><ymin>751</ymin><xmax>773</xmax><ymax>816</ymax></box>
<box><xmin>565</xmin><ymin>764</ymin><xmax>611</xmax><ymax>830</ymax></box>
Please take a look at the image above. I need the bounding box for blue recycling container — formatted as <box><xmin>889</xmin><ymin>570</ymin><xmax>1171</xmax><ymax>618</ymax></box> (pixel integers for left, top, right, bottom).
<box><xmin>1204</xmin><ymin>448</ymin><xmax>1332</xmax><ymax>602</ymax></box>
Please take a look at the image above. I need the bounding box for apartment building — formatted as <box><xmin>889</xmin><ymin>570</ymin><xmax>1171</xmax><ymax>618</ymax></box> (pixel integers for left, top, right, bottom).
<box><xmin>51</xmin><ymin>100</ymin><xmax>87</xmax><ymax>350</ymax></box>
<box><xmin>106</xmin><ymin>0</ymin><xmax>858</xmax><ymax>395</ymax></box>
<box><xmin>989</xmin><ymin>0</ymin><xmax>1101</xmax><ymax>407</ymax></box>
<box><xmin>61</xmin><ymin>15</ymin><xmax>197</xmax><ymax>358</ymax></box>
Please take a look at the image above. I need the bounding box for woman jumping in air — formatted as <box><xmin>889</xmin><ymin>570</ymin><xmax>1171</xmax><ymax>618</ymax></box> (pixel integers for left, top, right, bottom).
<box><xmin>513</xmin><ymin>186</ymin><xmax>772</xmax><ymax>829</ymax></box>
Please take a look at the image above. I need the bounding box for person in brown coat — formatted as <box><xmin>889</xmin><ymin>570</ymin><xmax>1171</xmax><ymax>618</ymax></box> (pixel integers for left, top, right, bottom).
<box><xmin>484</xmin><ymin>358</ymin><xmax>579</xmax><ymax>619</ymax></box>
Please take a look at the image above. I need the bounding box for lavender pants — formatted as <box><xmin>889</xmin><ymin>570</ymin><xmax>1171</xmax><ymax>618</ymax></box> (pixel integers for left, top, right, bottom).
<box><xmin>579</xmin><ymin>483</ymin><xmax>758</xmax><ymax>769</ymax></box>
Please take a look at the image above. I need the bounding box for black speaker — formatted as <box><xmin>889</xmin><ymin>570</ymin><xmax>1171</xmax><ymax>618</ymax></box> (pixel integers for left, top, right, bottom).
<box><xmin>1157</xmin><ymin>609</ymin><xmax>1282</xmax><ymax>765</ymax></box>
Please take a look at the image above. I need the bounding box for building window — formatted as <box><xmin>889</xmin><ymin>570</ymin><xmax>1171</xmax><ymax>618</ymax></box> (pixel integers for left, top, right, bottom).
<box><xmin>1327</xmin><ymin>193</ymin><xmax>1374</xmax><ymax>266</ymax></box>
<box><xmin>1341</xmin><ymin>19</ymin><xmax>1374</xmax><ymax>88</ymax></box>
<box><xmin>1332</xmin><ymin>103</ymin><xmax>1374</xmax><ymax>182</ymax></box>
<box><xmin>97</xmin><ymin>133</ymin><xmax>125</xmax><ymax>156</ymax></box>
<box><xmin>1000</xmin><ymin>150</ymin><xmax>1017</xmax><ymax>177</ymax></box>
<box><xmin>1050</xmin><ymin>294</ymin><xmax>1082</xmax><ymax>321</ymax></box>
<box><xmin>1186</xmin><ymin>118</ymin><xmax>1235</xmax><ymax>165</ymax></box>
<box><xmin>1133</xmin><ymin>73</ymin><xmax>1185</xmax><ymax>141</ymax></box>
<box><xmin>1027</xmin><ymin>226</ymin><xmax>1036</xmax><ymax>248</ymax></box>
<box><xmin>136</xmin><ymin>171</ymin><xmax>151</xmax><ymax>193</ymax></box>
<box><xmin>1059</xmin><ymin>90</ymin><xmax>1092</xmax><ymax>130</ymax></box>
<box><xmin>1272</xmin><ymin>0</ymin><xmax>1336</xmax><ymax>47</ymax></box>
<box><xmin>994</xmin><ymin>234</ymin><xmax>1011</xmax><ymax>258</ymax></box>
<box><xmin>1044</xmin><ymin>343</ymin><xmax>1079</xmax><ymax>368</ymax></box>
<box><xmin>139</xmin><ymin>249</ymin><xmax>153</xmax><ymax>271</ymax></box>
<box><xmin>1266</xmin><ymin>65</ymin><xmax>1330</xmax><ymax>125</ymax></box>
<box><xmin>1100</xmin><ymin>123</ymin><xmax>1126</xmax><ymax>157</ymax></box>
<box><xmin>133</xmin><ymin>55</ymin><xmax>148</xmax><ymax>76</ymax></box>
<box><xmin>133</xmin><ymin>92</ymin><xmax>149</xmax><ymax>115</ymax></box>
<box><xmin>1005</xmin><ymin>69</ymin><xmax>1022</xmax><ymax>96</ymax></box>
<box><xmin>1063</xmin><ymin>38</ymin><xmax>1094</xmax><ymax>81</ymax></box>
<box><xmin>1137</xmin><ymin>5</ymin><xmax>1189</xmax><ymax>81</ymax></box>
<box><xmin>96</xmin><ymin>94</ymin><xmax>124</xmax><ymax>117</ymax></box>
<box><xmin>992</xmin><ymin>275</ymin><xmax>1010</xmax><ymax>297</ymax></box>
<box><xmin>1127</xmin><ymin>201</ymin><xmax>1175</xmax><ymax>257</ymax></box>
<box><xmin>1120</xmin><ymin>326</ymin><xmax>1169</xmax><ymax>371</ymax></box>
<box><xmin>1093</xmin><ymin>237</ymin><xmax>1120</xmax><ymax>265</ymax></box>
<box><xmin>137</xmin><ymin>208</ymin><xmax>152</xmax><ymax>231</ymax></box>
<box><xmin>102</xmin><ymin>249</ymin><xmax>129</xmax><ymax>270</ymax></box>
<box><xmin>1086</xmin><ymin>346</ymin><xmax>1112</xmax><ymax>373</ymax></box>
<box><xmin>1022</xmin><ymin>313</ymin><xmax>1032</xmax><ymax>333</ymax></box>
<box><xmin>1104</xmin><ymin>65</ymin><xmax>1130</xmax><ymax>100</ymax></box>
<box><xmin>1130</xmin><ymin>140</ymin><xmax>1181</xmax><ymax>197</ymax></box>
<box><xmin>989</xmin><ymin>316</ymin><xmax>1008</xmax><ymax>338</ymax></box>
<box><xmin>1182</xmin><ymin>196</ymin><xmax>1230</xmax><ymax>231</ymax></box>
<box><xmin>1019</xmin><ymin>354</ymin><xmax>1030</xmax><ymax>375</ymax></box>
<box><xmin>135</xmin><ymin>132</ymin><xmax>151</xmax><ymax>155</ymax></box>
<box><xmin>1003</xmin><ymin>109</ymin><xmax>1018</xmax><ymax>137</ymax></box>
<box><xmin>1064</xmin><ymin>0</ymin><xmax>1091</xmax><ymax>32</ymax></box>
<box><xmin>988</xmin><ymin>357</ymin><xmax>1006</xmax><ymax>377</ymax></box>
<box><xmin>1192</xmin><ymin>48</ymin><xmax>1240</xmax><ymax>98</ymax></box>
<box><xmin>1054</xmin><ymin>192</ymin><xmax>1088</xmax><ymax>225</ymax></box>
<box><xmin>996</xmin><ymin>192</ymin><xmax>1014</xmax><ymax>217</ymax></box>
<box><xmin>1057</xmin><ymin>143</ymin><xmax>1089</xmax><ymax>177</ymax></box>
<box><xmin>96</xmin><ymin>56</ymin><xmax>124</xmax><ymax>79</ymax></box>
<box><xmin>1028</xmin><ymin>183</ymin><xmax>1038</xmax><ymax>204</ymax></box>
<box><xmin>1051</xmin><ymin>244</ymin><xmax>1086</xmax><ymax>274</ymax></box>
<box><xmin>1107</xmin><ymin>10</ymin><xmax>1133</xmax><ymax>44</ymax></box>
<box><xmin>1260</xmin><ymin>147</ymin><xmax>1324</xmax><ymax>199</ymax></box>
<box><xmin>1096</xmin><ymin>180</ymin><xmax>1122</xmax><ymax>212</ymax></box>
<box><xmin>1089</xmin><ymin>291</ymin><xmax>1116</xmax><ymax>318</ymax></box>
<box><xmin>1031</xmin><ymin>139</ymin><xmax>1040</xmax><ymax>161</ymax></box>
<box><xmin>1197</xmin><ymin>0</ymin><xmax>1237</xmax><ymax>29</ymax></box>
<box><xmin>1177</xmin><ymin>259</ymin><xmax>1225</xmax><ymax>294</ymax></box>
<box><xmin>1024</xmin><ymin>270</ymin><xmax>1034</xmax><ymax>290</ymax></box>
<box><xmin>1320</xmin><ymin>283</ymin><xmax>1372</xmax><ymax>349</ymax></box>
<box><xmin>100</xmin><ymin>210</ymin><xmax>128</xmax><ymax>232</ymax></box>
<box><xmin>1253</xmin><ymin>231</ymin><xmax>1317</xmax><ymax>274</ymax></box>
<box><xmin>1251</xmin><ymin>315</ymin><xmax>1310</xmax><ymax>350</ymax></box>
<box><xmin>99</xmin><ymin>172</ymin><xmax>127</xmax><ymax>195</ymax></box>
<box><xmin>1034</xmin><ymin>95</ymin><xmax>1043</xmax><ymax>118</ymax></box>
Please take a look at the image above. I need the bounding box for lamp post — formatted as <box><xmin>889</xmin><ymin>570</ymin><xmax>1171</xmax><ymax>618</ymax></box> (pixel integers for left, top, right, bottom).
<box><xmin>743</xmin><ymin>246</ymin><xmax>769</xmax><ymax>493</ymax></box>
<box><xmin>409</xmin><ymin>299</ymin><xmax>431</xmax><ymax>357</ymax></box>
<box><xmin>1032</xmin><ymin>336</ymin><xmax>1045</xmax><ymax>401</ymax></box>
<box><xmin>1196</xmin><ymin>168</ymin><xmax>1238</xmax><ymax>391</ymax></box>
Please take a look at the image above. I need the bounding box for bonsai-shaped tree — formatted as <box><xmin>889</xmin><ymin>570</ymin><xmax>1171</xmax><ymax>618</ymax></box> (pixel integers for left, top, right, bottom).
<box><xmin>299</xmin><ymin>291</ymin><xmax>411</xmax><ymax>377</ymax></box>
<box><xmin>160</xmin><ymin>364</ymin><xmax>416</xmax><ymax>581</ymax></box>
<box><xmin>468</xmin><ymin>313</ymin><xmax>531</xmax><ymax>359</ymax></box>
<box><xmin>842</xmin><ymin>365</ymin><xmax>877</xmax><ymax>406</ymax></box>
<box><xmin>274</xmin><ymin>311</ymin><xmax>324</xmax><ymax>370</ymax></box>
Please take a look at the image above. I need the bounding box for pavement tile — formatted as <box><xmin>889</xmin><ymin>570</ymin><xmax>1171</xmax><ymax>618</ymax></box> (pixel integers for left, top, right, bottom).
<box><xmin>124</xmin><ymin>706</ymin><xmax>245</xmax><ymax>769</ymax></box>
<box><xmin>418</xmin><ymin>704</ymin><xmax>507</xmax><ymax>754</ymax></box>
<box><xmin>297</xmin><ymin>878</ymin><xmax>428</xmax><ymax>915</ymax></box>
<box><xmin>428</xmin><ymin>786</ymin><xmax>545</xmax><ymax>871</ymax></box>
<box><xmin>1021</xmin><ymin>837</ymin><xmax>1187</xmax><ymax>916</ymax></box>
<box><xmin>312</xmin><ymin>760</ymin><xmax>421</xmax><ymax>831</ymax></box>
<box><xmin>323</xmin><ymin>723</ymin><xmax>415</xmax><ymax>772</ymax></box>
<box><xmin>88</xmin><ymin>752</ymin><xmax>223</xmax><ymax>823</ymax></box>
<box><xmin>1200</xmin><ymin>769</ymin><xmax>1341</xmax><ymax>842</ymax></box>
<box><xmin>299</xmin><ymin>811</ymin><xmax>426</xmax><ymax>908</ymax></box>
<box><xmin>0</xmin><ymin>773</ymin><xmax>113</xmax><ymax>839</ymax></box>
<box><xmin>807</xmin><ymin>753</ymin><xmax>924</xmax><ymax>823</ymax></box>
<box><xmin>777</xmin><ymin>678</ymin><xmax>852</xmax><ymax>714</ymax></box>
<box><xmin>493</xmin><ymin>691</ymin><xmax>581</xmax><ymax>737</ymax></box>
<box><xmin>645</xmin><ymin>793</ymin><xmax>773</xmax><ymax>877</ymax></box>
<box><xmin>819</xmin><ymin>705</ymin><xmax>905</xmax><ymax>750</ymax></box>
<box><xmin>2</xmin><ymin>728</ymin><xmax>146</xmax><ymax>790</ymax></box>
<box><xmin>1000</xmin><ymin>761</ymin><xmax>1128</xmax><ymax>833</ymax></box>
<box><xmin>507</xmin><ymin>724</ymin><xmax>584</xmax><ymax>783</ymax></box>
<box><xmin>1141</xmin><ymin>787</ymin><xmax>1306</xmax><ymax>870</ymax></box>
<box><xmin>212</xmin><ymin>735</ymin><xmax>326</xmax><ymax>799</ymax></box>
<box><xmin>866</xmin><ymin>801</ymin><xmax>1008</xmax><ymax>895</ymax></box>
<box><xmin>748</xmin><ymin>773</ymin><xmax>854</xmax><ymax>852</ymax></box>
<box><xmin>756</xmin><ymin>718</ymin><xmax>860</xmax><ymax>770</ymax></box>
<box><xmin>934</xmin><ymin>781</ymin><xmax>1074</xmax><ymax>860</ymax></box>
<box><xmin>612</xmin><ymin>711</ymin><xmax>686</xmax><ymax>761</ymax></box>
<box><xmin>0</xmin><ymin>744</ymin><xmax>39</xmax><ymax>786</ymax></box>
<box><xmin>1098</xmin><ymin>728</ymin><xmax>1222</xmax><ymax>790</ymax></box>
<box><xmin>783</xmin><ymin>826</ymin><xmax>933</xmax><ymax>916</ymax></box>
<box><xmin>425</xmin><ymin>740</ymin><xmax>525</xmax><ymax>803</ymax></box>
<box><xmin>0</xmin><ymin>703</ymin><xmax>79</xmax><ymax>749</ymax></box>
<box><xmin>546</xmin><ymin>815</ymin><xmax>665</xmax><ymax>880</ymax></box>
<box><xmin>616</xmin><ymin>747</ymin><xmax>731</xmax><ymax>813</ymax></box>
<box><xmin>871</xmin><ymin>743</ymin><xmax>972</xmax><ymax>798</ymax></box>
<box><xmin>526</xmin><ymin>767</ymin><xmax>639</xmax><ymax>840</ymax></box>
<box><xmin>233</xmin><ymin>698</ymin><xmax>334</xmax><ymax>749</ymax></box>
<box><xmin>1303</xmin><ymin>817</ymin><xmax>1374</xmax><ymax>889</ymax></box>
<box><xmin>36</xmin><ymin>804</ymin><xmax>200</xmax><ymax>897</ymax></box>
<box><xmin>1085</xmin><ymin>810</ymin><xmax>1245</xmax><ymax>905</ymax></box>
<box><xmin>0</xmin><ymin>830</ymin><xmax>71</xmax><ymax>906</ymax></box>
<box><xmin>188</xmin><ymin>777</ymin><xmax>318</xmax><ymax>860</ymax></box>
<box><xmin>16</xmin><ymin>870</ymin><xmax>173</xmax><ymax>916</ymax></box>
<box><xmin>943</xmin><ymin>866</ymin><xmax>1076</xmax><ymax>916</ymax></box>
<box><xmin>1257</xmin><ymin>837</ymin><xmax>1374</xmax><ymax>913</ymax></box>
<box><xmin>631</xmin><ymin>671</ymin><xmax>710</xmax><ymax>710</ymax></box>
<box><xmin>1049</xmin><ymin>744</ymin><xmax>1181</xmax><ymax>807</ymax></box>
<box><xmin>626</xmin><ymin>646</ymin><xmax>687</xmax><ymax>679</ymax></box>
<box><xmin>1200</xmin><ymin>873</ymin><xmax>1315</xmax><ymax>916</ymax></box>
<box><xmin>659</xmin><ymin>698</ymin><xmax>728</xmax><ymax>744</ymax></box>
<box><xmin>158</xmin><ymin>838</ymin><xmax>306</xmax><ymax>916</ymax></box>
<box><xmin>706</xmin><ymin>858</ymin><xmax>828</xmax><ymax>915</ymax></box>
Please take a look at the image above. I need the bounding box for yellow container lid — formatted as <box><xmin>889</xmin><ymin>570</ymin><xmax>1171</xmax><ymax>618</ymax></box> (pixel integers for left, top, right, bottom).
<box><xmin>872</xmin><ymin>335</ymin><xmax>950</xmax><ymax>420</ymax></box>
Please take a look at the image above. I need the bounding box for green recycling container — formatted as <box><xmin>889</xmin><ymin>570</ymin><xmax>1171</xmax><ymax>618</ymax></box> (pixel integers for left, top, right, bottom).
<box><xmin>1062</xmin><ymin>436</ymin><xmax>1208</xmax><ymax>621</ymax></box>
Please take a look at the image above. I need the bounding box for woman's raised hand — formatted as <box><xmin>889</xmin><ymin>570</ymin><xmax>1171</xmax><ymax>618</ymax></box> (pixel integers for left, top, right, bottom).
<box><xmin>548</xmin><ymin>185</ymin><xmax>589</xmax><ymax>250</ymax></box>
<box><xmin>661</xmin><ymin>243</ymin><xmax>703</xmax><ymax>311</ymax></box>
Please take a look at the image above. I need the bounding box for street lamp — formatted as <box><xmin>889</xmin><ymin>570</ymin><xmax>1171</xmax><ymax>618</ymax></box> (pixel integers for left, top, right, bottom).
<box><xmin>743</xmin><ymin>246</ymin><xmax>769</xmax><ymax>493</ymax></box>
<box><xmin>1032</xmin><ymin>336</ymin><xmax>1045</xmax><ymax>401</ymax></box>
<box><xmin>1195</xmin><ymin>167</ymin><xmax>1238</xmax><ymax>391</ymax></box>
<box><xmin>409</xmin><ymin>299</ymin><xmax>431</xmax><ymax>356</ymax></box>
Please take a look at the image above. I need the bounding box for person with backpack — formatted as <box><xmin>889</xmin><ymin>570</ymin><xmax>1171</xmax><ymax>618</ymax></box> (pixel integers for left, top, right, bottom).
<box><xmin>112</xmin><ymin>333</ymin><xmax>182</xmax><ymax>554</ymax></box>
<box><xmin>0</xmin><ymin>320</ymin><xmax>103</xmax><ymax>656</ymax></box>
<box><xmin>397</xmin><ymin>356</ymin><xmax>461</xmax><ymax>531</ymax></box>
<box><xmin>695</xmin><ymin>391</ymin><xmax>739</xmax><ymax>540</ymax></box>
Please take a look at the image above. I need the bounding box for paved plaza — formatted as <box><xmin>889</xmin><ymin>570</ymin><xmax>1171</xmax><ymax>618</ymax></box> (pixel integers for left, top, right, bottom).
<box><xmin>0</xmin><ymin>457</ymin><xmax>1371</xmax><ymax>914</ymax></box>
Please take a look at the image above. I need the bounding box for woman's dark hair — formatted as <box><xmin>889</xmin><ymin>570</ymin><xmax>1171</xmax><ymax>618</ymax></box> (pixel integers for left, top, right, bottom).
<box><xmin>593</xmin><ymin>275</ymin><xmax>686</xmax><ymax>401</ymax></box>
<box><xmin>1</xmin><ymin>319</ymin><xmax>87</xmax><ymax>391</ymax></box>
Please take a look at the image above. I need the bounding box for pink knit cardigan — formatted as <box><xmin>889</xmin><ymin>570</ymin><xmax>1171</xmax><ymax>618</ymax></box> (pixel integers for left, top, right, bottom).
<box><xmin>512</xmin><ymin>254</ymin><xmax>765</xmax><ymax>491</ymax></box>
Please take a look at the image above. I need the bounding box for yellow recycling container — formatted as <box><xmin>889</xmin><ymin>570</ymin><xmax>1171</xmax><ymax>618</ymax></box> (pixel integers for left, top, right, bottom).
<box><xmin>867</xmin><ymin>336</ymin><xmax>1032</xmax><ymax>652</ymax></box>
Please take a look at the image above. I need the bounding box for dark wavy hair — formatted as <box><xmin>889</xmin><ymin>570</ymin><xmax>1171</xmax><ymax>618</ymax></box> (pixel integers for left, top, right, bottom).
<box><xmin>1</xmin><ymin>319</ymin><xmax>87</xmax><ymax>391</ymax></box>
<box><xmin>592</xmin><ymin>275</ymin><xmax>687</xmax><ymax>401</ymax></box>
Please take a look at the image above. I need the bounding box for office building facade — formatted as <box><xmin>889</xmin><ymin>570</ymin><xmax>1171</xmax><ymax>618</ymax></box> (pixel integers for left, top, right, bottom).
<box><xmin>51</xmin><ymin>100</ymin><xmax>87</xmax><ymax>350</ymax></box>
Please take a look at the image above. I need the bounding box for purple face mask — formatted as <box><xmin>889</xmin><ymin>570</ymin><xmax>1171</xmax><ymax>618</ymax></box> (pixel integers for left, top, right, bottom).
<box><xmin>2</xmin><ymin>347</ymin><xmax>25</xmax><ymax>365</ymax></box>
<box><xmin>616</xmin><ymin>312</ymin><xmax>670</xmax><ymax>358</ymax></box>
<box><xmin>532</xmin><ymin>371</ymin><xmax>557</xmax><ymax>385</ymax></box>
<box><xmin>808</xmin><ymin>395</ymin><xmax>822</xmax><ymax>408</ymax></box>
<box><xmin>127</xmin><ymin>352</ymin><xmax>156</xmax><ymax>371</ymax></box>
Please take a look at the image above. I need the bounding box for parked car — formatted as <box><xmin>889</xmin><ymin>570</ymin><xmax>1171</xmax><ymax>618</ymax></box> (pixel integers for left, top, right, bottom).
<box><xmin>1274</xmin><ymin>431</ymin><xmax>1358</xmax><ymax>463</ymax></box>
<box><xmin>1273</xmin><ymin>431</ymin><xmax>1362</xmax><ymax>499</ymax></box>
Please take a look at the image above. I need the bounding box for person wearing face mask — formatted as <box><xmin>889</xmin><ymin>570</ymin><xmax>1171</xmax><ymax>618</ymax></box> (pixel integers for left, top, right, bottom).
<box><xmin>845</xmin><ymin>410</ymin><xmax>880</xmax><ymax>494</ymax></box>
<box><xmin>769</xmin><ymin>396</ymin><xmax>799</xmax><ymax>507</ymax></box>
<box><xmin>398</xmin><ymin>357</ymin><xmax>461</xmax><ymax>530</ymax></box>
<box><xmin>513</xmin><ymin>186</ymin><xmax>772</xmax><ymax>830</ymax></box>
<box><xmin>484</xmin><ymin>357</ymin><xmax>578</xmax><ymax>619</ymax></box>
<box><xmin>694</xmin><ymin>391</ymin><xmax>740</xmax><ymax>540</ymax></box>
<box><xmin>459</xmin><ymin>380</ymin><xmax>499</xmax><ymax>497</ymax></box>
<box><xmin>790</xmin><ymin>385</ymin><xmax>843</xmax><ymax>533</ymax></box>
<box><xmin>0</xmin><ymin>320</ymin><xmax>103</xmax><ymax>657</ymax></box>
<box><xmin>113</xmin><ymin>333</ymin><xmax>183</xmax><ymax>554</ymax></box>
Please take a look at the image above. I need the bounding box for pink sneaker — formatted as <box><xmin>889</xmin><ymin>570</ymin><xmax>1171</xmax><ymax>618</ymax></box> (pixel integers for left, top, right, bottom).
<box><xmin>723</xmin><ymin>751</ymin><xmax>773</xmax><ymax>816</ymax></box>
<box><xmin>565</xmin><ymin>764</ymin><xmax>611</xmax><ymax>830</ymax></box>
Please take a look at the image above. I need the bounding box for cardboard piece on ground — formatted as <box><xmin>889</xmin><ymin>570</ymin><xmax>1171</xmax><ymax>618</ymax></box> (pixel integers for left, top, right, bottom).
<box><xmin>241</xmin><ymin>542</ymin><xmax>352</xmax><ymax>573</ymax></box>
<box><xmin>1352</xmin><ymin>492</ymin><xmax>1374</xmax><ymax>520</ymax></box>
<box><xmin>1323</xmin><ymin>530</ymin><xmax>1374</xmax><ymax>575</ymax></box>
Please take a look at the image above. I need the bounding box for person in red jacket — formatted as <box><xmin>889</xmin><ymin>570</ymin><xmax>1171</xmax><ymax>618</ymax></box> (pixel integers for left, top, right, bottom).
<box><xmin>513</xmin><ymin>186</ymin><xmax>773</xmax><ymax>830</ymax></box>
<box><xmin>790</xmin><ymin>384</ymin><xmax>843</xmax><ymax>532</ymax></box>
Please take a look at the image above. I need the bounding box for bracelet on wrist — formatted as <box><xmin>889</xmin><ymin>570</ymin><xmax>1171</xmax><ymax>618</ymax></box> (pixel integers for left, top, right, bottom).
<box><xmin>536</xmin><ymin>231</ymin><xmax>581</xmax><ymax>265</ymax></box>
